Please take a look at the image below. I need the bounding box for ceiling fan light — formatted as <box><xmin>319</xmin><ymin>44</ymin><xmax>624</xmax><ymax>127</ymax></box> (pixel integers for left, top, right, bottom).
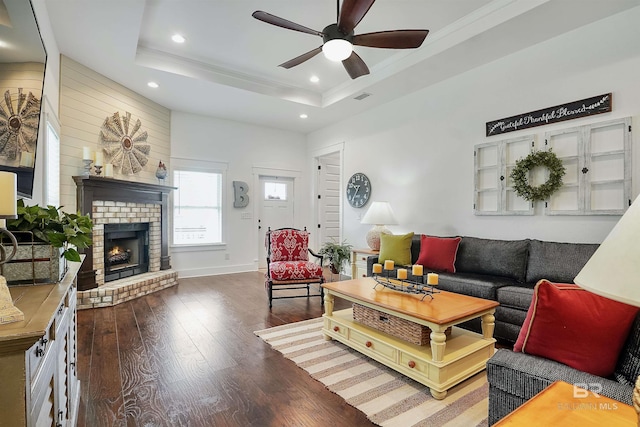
<box><xmin>322</xmin><ymin>39</ymin><xmax>352</xmax><ymax>62</ymax></box>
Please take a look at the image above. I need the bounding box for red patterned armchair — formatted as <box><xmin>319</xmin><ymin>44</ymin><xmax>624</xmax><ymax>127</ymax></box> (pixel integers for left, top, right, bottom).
<box><xmin>265</xmin><ymin>227</ymin><xmax>325</xmax><ymax>308</ymax></box>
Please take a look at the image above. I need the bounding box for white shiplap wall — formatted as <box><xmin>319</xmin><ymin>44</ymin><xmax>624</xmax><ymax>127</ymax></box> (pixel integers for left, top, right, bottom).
<box><xmin>59</xmin><ymin>56</ymin><xmax>171</xmax><ymax>212</ymax></box>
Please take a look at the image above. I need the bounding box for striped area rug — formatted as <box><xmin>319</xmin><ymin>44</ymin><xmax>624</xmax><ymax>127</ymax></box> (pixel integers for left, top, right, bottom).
<box><xmin>255</xmin><ymin>318</ymin><xmax>488</xmax><ymax>427</ymax></box>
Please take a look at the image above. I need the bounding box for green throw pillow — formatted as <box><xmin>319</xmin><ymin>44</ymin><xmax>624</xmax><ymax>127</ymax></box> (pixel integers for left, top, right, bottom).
<box><xmin>379</xmin><ymin>232</ymin><xmax>414</xmax><ymax>266</ymax></box>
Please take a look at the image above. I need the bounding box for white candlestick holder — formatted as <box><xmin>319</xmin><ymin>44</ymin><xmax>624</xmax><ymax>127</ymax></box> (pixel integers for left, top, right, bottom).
<box><xmin>83</xmin><ymin>159</ymin><xmax>93</xmax><ymax>176</ymax></box>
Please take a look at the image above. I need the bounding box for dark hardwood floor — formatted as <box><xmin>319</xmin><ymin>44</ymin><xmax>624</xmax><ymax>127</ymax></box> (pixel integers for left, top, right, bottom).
<box><xmin>77</xmin><ymin>271</ymin><xmax>374</xmax><ymax>426</ymax></box>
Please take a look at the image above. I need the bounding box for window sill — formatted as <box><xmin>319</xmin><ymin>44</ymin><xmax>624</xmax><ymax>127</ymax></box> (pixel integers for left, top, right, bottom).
<box><xmin>171</xmin><ymin>243</ymin><xmax>227</xmax><ymax>253</ymax></box>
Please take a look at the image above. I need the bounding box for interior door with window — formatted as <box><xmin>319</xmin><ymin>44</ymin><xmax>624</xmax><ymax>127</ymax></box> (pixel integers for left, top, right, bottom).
<box><xmin>259</xmin><ymin>176</ymin><xmax>294</xmax><ymax>268</ymax></box>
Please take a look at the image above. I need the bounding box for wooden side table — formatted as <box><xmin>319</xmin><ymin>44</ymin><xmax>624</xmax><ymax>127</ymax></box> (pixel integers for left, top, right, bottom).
<box><xmin>495</xmin><ymin>380</ymin><xmax>636</xmax><ymax>426</ymax></box>
<box><xmin>351</xmin><ymin>248</ymin><xmax>378</xmax><ymax>279</ymax></box>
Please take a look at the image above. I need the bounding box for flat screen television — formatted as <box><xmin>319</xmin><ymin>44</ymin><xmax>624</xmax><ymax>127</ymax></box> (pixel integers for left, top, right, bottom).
<box><xmin>0</xmin><ymin>0</ymin><xmax>47</xmax><ymax>198</ymax></box>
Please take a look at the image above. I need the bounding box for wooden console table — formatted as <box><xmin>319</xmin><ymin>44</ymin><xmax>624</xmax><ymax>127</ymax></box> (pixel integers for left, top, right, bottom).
<box><xmin>322</xmin><ymin>278</ymin><xmax>498</xmax><ymax>399</ymax></box>
<box><xmin>0</xmin><ymin>259</ymin><xmax>82</xmax><ymax>426</ymax></box>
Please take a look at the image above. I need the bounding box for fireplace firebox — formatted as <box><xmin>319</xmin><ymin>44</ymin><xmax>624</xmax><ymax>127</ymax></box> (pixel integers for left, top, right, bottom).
<box><xmin>104</xmin><ymin>223</ymin><xmax>149</xmax><ymax>282</ymax></box>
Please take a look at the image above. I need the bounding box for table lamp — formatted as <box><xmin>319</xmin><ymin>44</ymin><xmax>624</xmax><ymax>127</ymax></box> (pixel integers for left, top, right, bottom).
<box><xmin>574</xmin><ymin>193</ymin><xmax>640</xmax><ymax>424</ymax></box>
<box><xmin>0</xmin><ymin>171</ymin><xmax>23</xmax><ymax>324</ymax></box>
<box><xmin>361</xmin><ymin>201</ymin><xmax>397</xmax><ymax>250</ymax></box>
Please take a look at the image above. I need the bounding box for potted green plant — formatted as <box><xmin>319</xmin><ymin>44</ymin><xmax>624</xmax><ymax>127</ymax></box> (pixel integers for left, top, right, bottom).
<box><xmin>319</xmin><ymin>239</ymin><xmax>353</xmax><ymax>274</ymax></box>
<box><xmin>2</xmin><ymin>200</ymin><xmax>93</xmax><ymax>284</ymax></box>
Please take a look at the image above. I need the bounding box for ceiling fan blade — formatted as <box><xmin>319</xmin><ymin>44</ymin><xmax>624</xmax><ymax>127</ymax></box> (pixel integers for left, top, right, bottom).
<box><xmin>252</xmin><ymin>11</ymin><xmax>323</xmax><ymax>37</ymax></box>
<box><xmin>342</xmin><ymin>52</ymin><xmax>370</xmax><ymax>79</ymax></box>
<box><xmin>338</xmin><ymin>0</ymin><xmax>375</xmax><ymax>34</ymax></box>
<box><xmin>279</xmin><ymin>47</ymin><xmax>323</xmax><ymax>69</ymax></box>
<box><xmin>353</xmin><ymin>30</ymin><xmax>429</xmax><ymax>49</ymax></box>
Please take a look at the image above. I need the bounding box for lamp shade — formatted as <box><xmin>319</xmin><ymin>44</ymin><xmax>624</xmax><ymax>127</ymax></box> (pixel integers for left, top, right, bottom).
<box><xmin>361</xmin><ymin>201</ymin><xmax>398</xmax><ymax>225</ymax></box>
<box><xmin>0</xmin><ymin>171</ymin><xmax>17</xmax><ymax>218</ymax></box>
<box><xmin>574</xmin><ymin>194</ymin><xmax>640</xmax><ymax>307</ymax></box>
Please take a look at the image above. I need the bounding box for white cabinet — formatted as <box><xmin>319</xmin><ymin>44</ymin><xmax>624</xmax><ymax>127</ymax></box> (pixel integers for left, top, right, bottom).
<box><xmin>350</xmin><ymin>248</ymin><xmax>378</xmax><ymax>279</ymax></box>
<box><xmin>474</xmin><ymin>135</ymin><xmax>535</xmax><ymax>215</ymax></box>
<box><xmin>545</xmin><ymin>117</ymin><xmax>632</xmax><ymax>215</ymax></box>
<box><xmin>0</xmin><ymin>261</ymin><xmax>81</xmax><ymax>427</ymax></box>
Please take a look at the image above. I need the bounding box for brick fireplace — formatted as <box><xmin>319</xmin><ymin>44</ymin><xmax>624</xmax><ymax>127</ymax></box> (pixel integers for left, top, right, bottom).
<box><xmin>73</xmin><ymin>176</ymin><xmax>178</xmax><ymax>309</ymax></box>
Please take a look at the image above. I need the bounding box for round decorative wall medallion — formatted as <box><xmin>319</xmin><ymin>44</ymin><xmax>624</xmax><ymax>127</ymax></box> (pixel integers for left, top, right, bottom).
<box><xmin>0</xmin><ymin>88</ymin><xmax>40</xmax><ymax>163</ymax></box>
<box><xmin>100</xmin><ymin>111</ymin><xmax>151</xmax><ymax>175</ymax></box>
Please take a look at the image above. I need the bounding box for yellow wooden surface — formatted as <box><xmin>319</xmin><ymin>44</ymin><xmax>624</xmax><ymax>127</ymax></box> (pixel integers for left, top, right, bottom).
<box><xmin>495</xmin><ymin>381</ymin><xmax>636</xmax><ymax>426</ymax></box>
<box><xmin>323</xmin><ymin>278</ymin><xmax>499</xmax><ymax>325</ymax></box>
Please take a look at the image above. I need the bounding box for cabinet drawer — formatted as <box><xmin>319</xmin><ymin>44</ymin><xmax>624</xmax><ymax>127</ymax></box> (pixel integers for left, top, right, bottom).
<box><xmin>326</xmin><ymin>318</ymin><xmax>348</xmax><ymax>339</ymax></box>
<box><xmin>399</xmin><ymin>351</ymin><xmax>430</xmax><ymax>377</ymax></box>
<box><xmin>27</xmin><ymin>323</ymin><xmax>54</xmax><ymax>384</ymax></box>
<box><xmin>355</xmin><ymin>266</ymin><xmax>368</xmax><ymax>279</ymax></box>
<box><xmin>349</xmin><ymin>329</ymin><xmax>396</xmax><ymax>362</ymax></box>
<box><xmin>52</xmin><ymin>301</ymin><xmax>68</xmax><ymax>340</ymax></box>
<box><xmin>355</xmin><ymin>254</ymin><xmax>370</xmax><ymax>266</ymax></box>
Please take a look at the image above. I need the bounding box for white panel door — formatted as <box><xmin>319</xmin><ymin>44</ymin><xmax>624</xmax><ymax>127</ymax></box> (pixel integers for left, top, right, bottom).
<box><xmin>318</xmin><ymin>153</ymin><xmax>341</xmax><ymax>247</ymax></box>
<box><xmin>258</xmin><ymin>176</ymin><xmax>294</xmax><ymax>268</ymax></box>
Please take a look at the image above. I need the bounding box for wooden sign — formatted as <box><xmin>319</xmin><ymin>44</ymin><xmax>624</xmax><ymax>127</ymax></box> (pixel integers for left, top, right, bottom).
<box><xmin>486</xmin><ymin>93</ymin><xmax>612</xmax><ymax>137</ymax></box>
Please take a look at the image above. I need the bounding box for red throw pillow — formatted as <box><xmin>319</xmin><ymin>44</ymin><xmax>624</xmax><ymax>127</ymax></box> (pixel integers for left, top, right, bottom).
<box><xmin>415</xmin><ymin>235</ymin><xmax>461</xmax><ymax>273</ymax></box>
<box><xmin>514</xmin><ymin>279</ymin><xmax>639</xmax><ymax>377</ymax></box>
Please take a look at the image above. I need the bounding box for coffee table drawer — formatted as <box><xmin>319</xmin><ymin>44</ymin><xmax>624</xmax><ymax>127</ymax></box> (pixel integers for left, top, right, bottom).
<box><xmin>326</xmin><ymin>318</ymin><xmax>348</xmax><ymax>339</ymax></box>
<box><xmin>349</xmin><ymin>329</ymin><xmax>396</xmax><ymax>362</ymax></box>
<box><xmin>399</xmin><ymin>351</ymin><xmax>430</xmax><ymax>377</ymax></box>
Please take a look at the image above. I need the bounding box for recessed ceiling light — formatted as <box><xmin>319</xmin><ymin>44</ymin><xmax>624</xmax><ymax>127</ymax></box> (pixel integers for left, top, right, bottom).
<box><xmin>147</xmin><ymin>82</ymin><xmax>159</xmax><ymax>88</ymax></box>
<box><xmin>309</xmin><ymin>75</ymin><xmax>320</xmax><ymax>83</ymax></box>
<box><xmin>172</xmin><ymin>34</ymin><xmax>185</xmax><ymax>43</ymax></box>
<box><xmin>299</xmin><ymin>114</ymin><xmax>308</xmax><ymax>119</ymax></box>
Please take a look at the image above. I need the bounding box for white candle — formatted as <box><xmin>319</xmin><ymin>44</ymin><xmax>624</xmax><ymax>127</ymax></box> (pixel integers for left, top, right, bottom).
<box><xmin>94</xmin><ymin>151</ymin><xmax>103</xmax><ymax>166</ymax></box>
<box><xmin>105</xmin><ymin>163</ymin><xmax>114</xmax><ymax>177</ymax></box>
<box><xmin>0</xmin><ymin>171</ymin><xmax>17</xmax><ymax>217</ymax></box>
<box><xmin>83</xmin><ymin>146</ymin><xmax>92</xmax><ymax>160</ymax></box>
<box><xmin>19</xmin><ymin>151</ymin><xmax>34</xmax><ymax>167</ymax></box>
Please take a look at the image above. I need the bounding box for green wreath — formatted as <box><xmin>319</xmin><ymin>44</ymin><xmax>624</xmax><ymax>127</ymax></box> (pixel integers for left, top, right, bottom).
<box><xmin>510</xmin><ymin>150</ymin><xmax>566</xmax><ymax>202</ymax></box>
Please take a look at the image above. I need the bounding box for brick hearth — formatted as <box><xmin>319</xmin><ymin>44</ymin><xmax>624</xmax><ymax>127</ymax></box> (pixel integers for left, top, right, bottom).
<box><xmin>74</xmin><ymin>176</ymin><xmax>177</xmax><ymax>309</ymax></box>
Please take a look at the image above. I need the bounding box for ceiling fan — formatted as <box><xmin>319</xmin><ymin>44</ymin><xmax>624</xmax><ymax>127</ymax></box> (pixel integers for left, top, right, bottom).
<box><xmin>252</xmin><ymin>0</ymin><xmax>429</xmax><ymax>79</ymax></box>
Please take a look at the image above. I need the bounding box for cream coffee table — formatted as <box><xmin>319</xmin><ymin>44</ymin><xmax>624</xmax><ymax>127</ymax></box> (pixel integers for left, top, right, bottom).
<box><xmin>322</xmin><ymin>278</ymin><xmax>498</xmax><ymax>399</ymax></box>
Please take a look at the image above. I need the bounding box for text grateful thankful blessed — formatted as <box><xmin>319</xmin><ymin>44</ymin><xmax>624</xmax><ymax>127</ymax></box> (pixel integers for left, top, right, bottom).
<box><xmin>486</xmin><ymin>94</ymin><xmax>611</xmax><ymax>137</ymax></box>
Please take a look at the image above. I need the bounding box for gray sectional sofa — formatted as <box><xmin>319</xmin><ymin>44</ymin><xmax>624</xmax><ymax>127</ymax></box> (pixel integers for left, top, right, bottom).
<box><xmin>365</xmin><ymin>234</ymin><xmax>640</xmax><ymax>424</ymax></box>
<box><xmin>365</xmin><ymin>235</ymin><xmax>599</xmax><ymax>343</ymax></box>
<box><xmin>487</xmin><ymin>319</ymin><xmax>640</xmax><ymax>424</ymax></box>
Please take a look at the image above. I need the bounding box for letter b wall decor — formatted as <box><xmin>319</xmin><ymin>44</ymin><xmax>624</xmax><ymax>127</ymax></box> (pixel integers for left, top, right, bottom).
<box><xmin>233</xmin><ymin>181</ymin><xmax>249</xmax><ymax>208</ymax></box>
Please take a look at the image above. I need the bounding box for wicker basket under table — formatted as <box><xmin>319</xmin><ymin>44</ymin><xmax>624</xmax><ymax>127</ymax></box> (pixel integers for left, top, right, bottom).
<box><xmin>352</xmin><ymin>303</ymin><xmax>451</xmax><ymax>346</ymax></box>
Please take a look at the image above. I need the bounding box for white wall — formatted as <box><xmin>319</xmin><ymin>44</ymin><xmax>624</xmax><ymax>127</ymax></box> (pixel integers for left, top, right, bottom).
<box><xmin>307</xmin><ymin>7</ymin><xmax>640</xmax><ymax>249</ymax></box>
<box><xmin>170</xmin><ymin>112</ymin><xmax>308</xmax><ymax>277</ymax></box>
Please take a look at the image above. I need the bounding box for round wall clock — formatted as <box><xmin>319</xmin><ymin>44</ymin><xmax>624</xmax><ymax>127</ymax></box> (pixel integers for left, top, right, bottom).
<box><xmin>346</xmin><ymin>172</ymin><xmax>371</xmax><ymax>208</ymax></box>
